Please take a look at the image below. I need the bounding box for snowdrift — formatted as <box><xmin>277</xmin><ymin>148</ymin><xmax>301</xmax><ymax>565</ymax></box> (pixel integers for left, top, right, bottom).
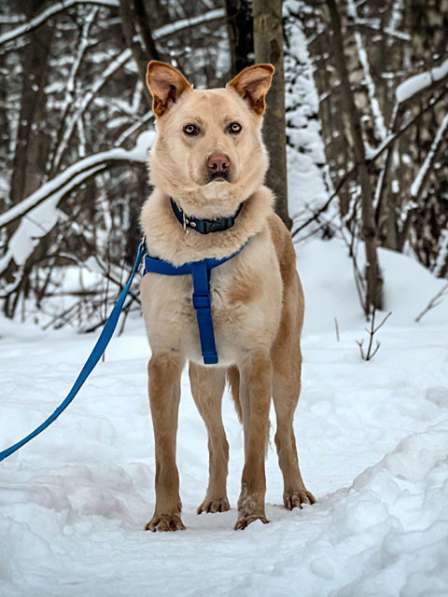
<box><xmin>1</xmin><ymin>239</ymin><xmax>447</xmax><ymax>596</ymax></box>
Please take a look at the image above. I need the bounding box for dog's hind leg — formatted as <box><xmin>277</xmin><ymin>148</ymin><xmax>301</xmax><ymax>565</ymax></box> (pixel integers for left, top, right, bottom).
<box><xmin>271</xmin><ymin>300</ymin><xmax>315</xmax><ymax>511</ymax></box>
<box><xmin>146</xmin><ymin>352</ymin><xmax>185</xmax><ymax>532</ymax></box>
<box><xmin>189</xmin><ymin>363</ymin><xmax>230</xmax><ymax>514</ymax></box>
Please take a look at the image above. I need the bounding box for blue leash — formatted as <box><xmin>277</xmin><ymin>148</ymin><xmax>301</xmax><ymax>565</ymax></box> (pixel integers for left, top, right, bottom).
<box><xmin>1</xmin><ymin>240</ymin><xmax>243</xmax><ymax>463</ymax></box>
<box><xmin>0</xmin><ymin>241</ymin><xmax>146</xmax><ymax>463</ymax></box>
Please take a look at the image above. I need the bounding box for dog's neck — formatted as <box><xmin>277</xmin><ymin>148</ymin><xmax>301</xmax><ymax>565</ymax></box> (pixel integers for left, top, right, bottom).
<box><xmin>141</xmin><ymin>186</ymin><xmax>275</xmax><ymax>267</ymax></box>
<box><xmin>170</xmin><ymin>198</ymin><xmax>243</xmax><ymax>235</ymax></box>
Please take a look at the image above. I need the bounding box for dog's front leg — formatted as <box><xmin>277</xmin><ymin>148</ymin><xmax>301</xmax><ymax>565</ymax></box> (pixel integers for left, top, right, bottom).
<box><xmin>235</xmin><ymin>350</ymin><xmax>272</xmax><ymax>530</ymax></box>
<box><xmin>145</xmin><ymin>352</ymin><xmax>185</xmax><ymax>532</ymax></box>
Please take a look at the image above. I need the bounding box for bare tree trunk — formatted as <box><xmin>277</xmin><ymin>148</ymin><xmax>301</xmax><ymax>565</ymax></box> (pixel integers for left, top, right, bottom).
<box><xmin>225</xmin><ymin>0</ymin><xmax>254</xmax><ymax>76</ymax></box>
<box><xmin>119</xmin><ymin>0</ymin><xmax>159</xmax><ymax>106</ymax></box>
<box><xmin>119</xmin><ymin>0</ymin><xmax>158</xmax><ymax>258</ymax></box>
<box><xmin>252</xmin><ymin>0</ymin><xmax>291</xmax><ymax>229</ymax></box>
<box><xmin>327</xmin><ymin>0</ymin><xmax>383</xmax><ymax>314</ymax></box>
<box><xmin>4</xmin><ymin>0</ymin><xmax>54</xmax><ymax>317</ymax></box>
<box><xmin>125</xmin><ymin>165</ymin><xmax>148</xmax><ymax>267</ymax></box>
<box><xmin>10</xmin><ymin>1</ymin><xmax>53</xmax><ymax>208</ymax></box>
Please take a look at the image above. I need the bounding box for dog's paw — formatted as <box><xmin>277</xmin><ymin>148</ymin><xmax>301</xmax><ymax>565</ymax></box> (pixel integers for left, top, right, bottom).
<box><xmin>234</xmin><ymin>492</ymin><xmax>269</xmax><ymax>529</ymax></box>
<box><xmin>234</xmin><ymin>513</ymin><xmax>269</xmax><ymax>530</ymax></box>
<box><xmin>283</xmin><ymin>489</ymin><xmax>316</xmax><ymax>511</ymax></box>
<box><xmin>145</xmin><ymin>513</ymin><xmax>186</xmax><ymax>532</ymax></box>
<box><xmin>197</xmin><ymin>496</ymin><xmax>230</xmax><ymax>514</ymax></box>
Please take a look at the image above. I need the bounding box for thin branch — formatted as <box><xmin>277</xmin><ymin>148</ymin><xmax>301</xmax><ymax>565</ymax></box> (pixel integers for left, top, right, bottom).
<box><xmin>48</xmin><ymin>7</ymin><xmax>98</xmax><ymax>174</ymax></box>
<box><xmin>334</xmin><ymin>317</ymin><xmax>340</xmax><ymax>342</ymax></box>
<box><xmin>368</xmin><ymin>87</ymin><xmax>448</xmax><ymax>163</ymax></box>
<box><xmin>410</xmin><ymin>112</ymin><xmax>448</xmax><ymax>200</ymax></box>
<box><xmin>52</xmin><ymin>48</ymin><xmax>132</xmax><ymax>170</ymax></box>
<box><xmin>151</xmin><ymin>9</ymin><xmax>225</xmax><ymax>40</ymax></box>
<box><xmin>357</xmin><ymin>310</ymin><xmax>392</xmax><ymax>361</ymax></box>
<box><xmin>415</xmin><ymin>283</ymin><xmax>448</xmax><ymax>323</ymax></box>
<box><xmin>347</xmin><ymin>0</ymin><xmax>387</xmax><ymax>143</ymax></box>
<box><xmin>291</xmin><ymin>169</ymin><xmax>354</xmax><ymax>238</ymax></box>
<box><xmin>0</xmin><ymin>4</ymin><xmax>224</xmax><ymax>47</ymax></box>
<box><xmin>0</xmin><ymin>0</ymin><xmax>119</xmax><ymax>46</ymax></box>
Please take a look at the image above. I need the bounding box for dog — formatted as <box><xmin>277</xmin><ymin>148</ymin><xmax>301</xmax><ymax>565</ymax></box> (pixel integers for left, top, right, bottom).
<box><xmin>140</xmin><ymin>60</ymin><xmax>315</xmax><ymax>531</ymax></box>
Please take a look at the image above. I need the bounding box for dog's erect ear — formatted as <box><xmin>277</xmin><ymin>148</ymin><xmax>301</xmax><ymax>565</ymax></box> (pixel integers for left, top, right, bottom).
<box><xmin>146</xmin><ymin>61</ymin><xmax>192</xmax><ymax>118</ymax></box>
<box><xmin>227</xmin><ymin>64</ymin><xmax>275</xmax><ymax>115</ymax></box>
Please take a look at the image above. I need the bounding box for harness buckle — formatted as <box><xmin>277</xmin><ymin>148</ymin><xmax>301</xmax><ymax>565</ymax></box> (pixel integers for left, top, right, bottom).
<box><xmin>193</xmin><ymin>293</ymin><xmax>211</xmax><ymax>310</ymax></box>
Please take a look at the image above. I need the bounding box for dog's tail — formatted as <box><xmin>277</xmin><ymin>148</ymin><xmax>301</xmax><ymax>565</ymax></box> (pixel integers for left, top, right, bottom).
<box><xmin>226</xmin><ymin>366</ymin><xmax>242</xmax><ymax>423</ymax></box>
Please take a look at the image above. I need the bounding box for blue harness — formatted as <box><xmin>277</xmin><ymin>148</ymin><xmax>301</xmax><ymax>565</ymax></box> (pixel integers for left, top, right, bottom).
<box><xmin>144</xmin><ymin>248</ymin><xmax>243</xmax><ymax>365</ymax></box>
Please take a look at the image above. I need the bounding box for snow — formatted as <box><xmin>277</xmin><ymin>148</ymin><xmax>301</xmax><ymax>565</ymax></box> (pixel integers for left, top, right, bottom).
<box><xmin>1</xmin><ymin>8</ymin><xmax>448</xmax><ymax>589</ymax></box>
<box><xmin>396</xmin><ymin>58</ymin><xmax>448</xmax><ymax>104</ymax></box>
<box><xmin>284</xmin><ymin>1</ymin><xmax>334</xmax><ymax>235</ymax></box>
<box><xmin>1</xmin><ymin>238</ymin><xmax>448</xmax><ymax>596</ymax></box>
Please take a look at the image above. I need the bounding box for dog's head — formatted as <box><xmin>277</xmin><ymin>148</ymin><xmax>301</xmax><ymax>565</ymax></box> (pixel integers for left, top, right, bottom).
<box><xmin>146</xmin><ymin>61</ymin><xmax>274</xmax><ymax>218</ymax></box>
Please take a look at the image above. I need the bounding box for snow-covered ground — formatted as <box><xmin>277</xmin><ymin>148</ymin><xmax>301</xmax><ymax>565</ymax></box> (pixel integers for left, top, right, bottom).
<box><xmin>1</xmin><ymin>238</ymin><xmax>448</xmax><ymax>596</ymax></box>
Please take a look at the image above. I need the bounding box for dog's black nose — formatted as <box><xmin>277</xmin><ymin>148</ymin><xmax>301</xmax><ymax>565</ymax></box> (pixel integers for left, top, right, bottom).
<box><xmin>208</xmin><ymin>153</ymin><xmax>230</xmax><ymax>179</ymax></box>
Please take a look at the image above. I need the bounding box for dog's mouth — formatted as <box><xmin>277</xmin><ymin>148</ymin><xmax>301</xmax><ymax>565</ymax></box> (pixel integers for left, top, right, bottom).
<box><xmin>207</xmin><ymin>170</ymin><xmax>231</xmax><ymax>183</ymax></box>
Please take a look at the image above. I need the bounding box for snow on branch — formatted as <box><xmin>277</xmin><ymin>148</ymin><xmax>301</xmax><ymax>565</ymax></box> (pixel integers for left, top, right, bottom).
<box><xmin>0</xmin><ymin>15</ymin><xmax>25</xmax><ymax>24</ymax></box>
<box><xmin>396</xmin><ymin>58</ymin><xmax>448</xmax><ymax>104</ymax></box>
<box><xmin>0</xmin><ymin>131</ymin><xmax>154</xmax><ymax>275</ymax></box>
<box><xmin>347</xmin><ymin>0</ymin><xmax>387</xmax><ymax>143</ymax></box>
<box><xmin>152</xmin><ymin>9</ymin><xmax>225</xmax><ymax>40</ymax></box>
<box><xmin>0</xmin><ymin>0</ymin><xmax>119</xmax><ymax>46</ymax></box>
<box><xmin>0</xmin><ymin>4</ymin><xmax>224</xmax><ymax>47</ymax></box>
<box><xmin>433</xmin><ymin>232</ymin><xmax>448</xmax><ymax>278</ymax></box>
<box><xmin>8</xmin><ymin>164</ymin><xmax>105</xmax><ymax>268</ymax></box>
<box><xmin>0</xmin><ymin>131</ymin><xmax>154</xmax><ymax>230</ymax></box>
<box><xmin>410</xmin><ymin>112</ymin><xmax>448</xmax><ymax>198</ymax></box>
<box><xmin>350</xmin><ymin>18</ymin><xmax>410</xmax><ymax>42</ymax></box>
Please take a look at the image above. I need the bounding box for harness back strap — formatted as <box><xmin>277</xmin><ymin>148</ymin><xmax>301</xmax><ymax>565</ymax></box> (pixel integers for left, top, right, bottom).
<box><xmin>144</xmin><ymin>249</ymin><xmax>243</xmax><ymax>365</ymax></box>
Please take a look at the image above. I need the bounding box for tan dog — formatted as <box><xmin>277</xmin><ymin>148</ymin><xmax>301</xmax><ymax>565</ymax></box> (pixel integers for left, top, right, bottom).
<box><xmin>140</xmin><ymin>61</ymin><xmax>314</xmax><ymax>531</ymax></box>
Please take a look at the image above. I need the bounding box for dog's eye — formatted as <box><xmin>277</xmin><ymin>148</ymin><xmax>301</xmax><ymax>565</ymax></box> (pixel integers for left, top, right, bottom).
<box><xmin>183</xmin><ymin>123</ymin><xmax>200</xmax><ymax>136</ymax></box>
<box><xmin>227</xmin><ymin>122</ymin><xmax>242</xmax><ymax>135</ymax></box>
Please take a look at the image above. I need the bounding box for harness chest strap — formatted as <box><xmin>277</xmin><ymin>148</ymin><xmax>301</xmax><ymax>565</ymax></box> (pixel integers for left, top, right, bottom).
<box><xmin>143</xmin><ymin>248</ymin><xmax>244</xmax><ymax>365</ymax></box>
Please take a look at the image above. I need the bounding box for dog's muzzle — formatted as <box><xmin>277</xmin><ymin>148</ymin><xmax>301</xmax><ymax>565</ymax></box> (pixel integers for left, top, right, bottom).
<box><xmin>207</xmin><ymin>153</ymin><xmax>231</xmax><ymax>182</ymax></box>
